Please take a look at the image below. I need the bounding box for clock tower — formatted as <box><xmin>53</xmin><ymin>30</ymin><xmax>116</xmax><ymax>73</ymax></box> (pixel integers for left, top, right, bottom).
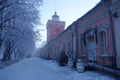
<box><xmin>46</xmin><ymin>12</ymin><xmax>65</xmax><ymax>42</ymax></box>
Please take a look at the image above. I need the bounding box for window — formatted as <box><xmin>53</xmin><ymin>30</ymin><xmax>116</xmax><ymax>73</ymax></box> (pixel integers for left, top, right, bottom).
<box><xmin>98</xmin><ymin>28</ymin><xmax>108</xmax><ymax>54</ymax></box>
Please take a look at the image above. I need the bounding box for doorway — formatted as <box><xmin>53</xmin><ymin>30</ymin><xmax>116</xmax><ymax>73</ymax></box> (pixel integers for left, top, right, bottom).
<box><xmin>86</xmin><ymin>31</ymin><xmax>96</xmax><ymax>62</ymax></box>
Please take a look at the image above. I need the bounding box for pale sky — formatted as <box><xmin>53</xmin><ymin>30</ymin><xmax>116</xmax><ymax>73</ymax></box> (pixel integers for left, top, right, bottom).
<box><xmin>38</xmin><ymin>0</ymin><xmax>101</xmax><ymax>47</ymax></box>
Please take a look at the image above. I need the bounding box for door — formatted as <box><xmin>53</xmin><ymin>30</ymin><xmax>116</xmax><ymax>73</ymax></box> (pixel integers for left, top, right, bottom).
<box><xmin>86</xmin><ymin>30</ymin><xmax>96</xmax><ymax>62</ymax></box>
<box><xmin>87</xmin><ymin>41</ymin><xmax>96</xmax><ymax>62</ymax></box>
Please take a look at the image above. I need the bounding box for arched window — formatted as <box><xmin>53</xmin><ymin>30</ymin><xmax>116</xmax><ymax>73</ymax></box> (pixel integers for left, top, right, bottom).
<box><xmin>98</xmin><ymin>28</ymin><xmax>108</xmax><ymax>54</ymax></box>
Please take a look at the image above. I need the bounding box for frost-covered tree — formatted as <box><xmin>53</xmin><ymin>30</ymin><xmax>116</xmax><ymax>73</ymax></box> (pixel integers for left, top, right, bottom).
<box><xmin>0</xmin><ymin>0</ymin><xmax>42</xmax><ymax>61</ymax></box>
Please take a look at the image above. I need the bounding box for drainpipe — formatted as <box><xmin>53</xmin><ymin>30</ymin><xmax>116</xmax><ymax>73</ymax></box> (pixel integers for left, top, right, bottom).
<box><xmin>74</xmin><ymin>21</ymin><xmax>78</xmax><ymax>59</ymax></box>
<box><xmin>71</xmin><ymin>22</ymin><xmax>77</xmax><ymax>68</ymax></box>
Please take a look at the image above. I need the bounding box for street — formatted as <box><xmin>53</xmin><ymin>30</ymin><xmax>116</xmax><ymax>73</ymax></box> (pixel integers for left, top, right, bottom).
<box><xmin>0</xmin><ymin>57</ymin><xmax>115</xmax><ymax>80</ymax></box>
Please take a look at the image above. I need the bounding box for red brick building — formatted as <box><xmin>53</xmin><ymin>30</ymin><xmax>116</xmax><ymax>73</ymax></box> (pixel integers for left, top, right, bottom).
<box><xmin>76</xmin><ymin>0</ymin><xmax>113</xmax><ymax>67</ymax></box>
<box><xmin>40</xmin><ymin>0</ymin><xmax>120</xmax><ymax>72</ymax></box>
<box><xmin>46</xmin><ymin>12</ymin><xmax>65</xmax><ymax>42</ymax></box>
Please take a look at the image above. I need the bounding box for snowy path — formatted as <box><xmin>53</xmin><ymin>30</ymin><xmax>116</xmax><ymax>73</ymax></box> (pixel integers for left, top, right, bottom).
<box><xmin>41</xmin><ymin>58</ymin><xmax>115</xmax><ymax>80</ymax></box>
<box><xmin>0</xmin><ymin>57</ymin><xmax>68</xmax><ymax>80</ymax></box>
<box><xmin>0</xmin><ymin>57</ymin><xmax>115</xmax><ymax>80</ymax></box>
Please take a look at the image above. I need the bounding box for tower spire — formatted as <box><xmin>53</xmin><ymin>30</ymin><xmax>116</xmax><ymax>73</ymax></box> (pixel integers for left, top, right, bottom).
<box><xmin>52</xmin><ymin>0</ymin><xmax>59</xmax><ymax>21</ymax></box>
<box><xmin>52</xmin><ymin>12</ymin><xmax>59</xmax><ymax>21</ymax></box>
<box><xmin>54</xmin><ymin>0</ymin><xmax>57</xmax><ymax>13</ymax></box>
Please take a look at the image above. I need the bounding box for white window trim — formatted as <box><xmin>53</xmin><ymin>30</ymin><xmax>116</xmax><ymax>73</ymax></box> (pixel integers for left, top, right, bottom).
<box><xmin>98</xmin><ymin>25</ymin><xmax>108</xmax><ymax>48</ymax></box>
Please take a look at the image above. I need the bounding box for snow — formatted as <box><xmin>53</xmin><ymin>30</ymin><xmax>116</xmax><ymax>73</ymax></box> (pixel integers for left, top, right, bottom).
<box><xmin>0</xmin><ymin>57</ymin><xmax>115</xmax><ymax>80</ymax></box>
<box><xmin>41</xmin><ymin>59</ymin><xmax>115</xmax><ymax>80</ymax></box>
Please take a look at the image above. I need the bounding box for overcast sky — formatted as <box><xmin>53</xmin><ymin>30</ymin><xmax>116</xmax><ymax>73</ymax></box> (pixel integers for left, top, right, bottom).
<box><xmin>38</xmin><ymin>0</ymin><xmax>101</xmax><ymax>46</ymax></box>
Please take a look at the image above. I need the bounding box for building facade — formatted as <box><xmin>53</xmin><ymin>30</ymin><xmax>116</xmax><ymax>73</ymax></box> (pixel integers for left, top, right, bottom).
<box><xmin>40</xmin><ymin>0</ymin><xmax>120</xmax><ymax>72</ymax></box>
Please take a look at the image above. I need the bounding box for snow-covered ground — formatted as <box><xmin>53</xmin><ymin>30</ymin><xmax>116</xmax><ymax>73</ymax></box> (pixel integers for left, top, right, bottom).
<box><xmin>0</xmin><ymin>57</ymin><xmax>115</xmax><ymax>80</ymax></box>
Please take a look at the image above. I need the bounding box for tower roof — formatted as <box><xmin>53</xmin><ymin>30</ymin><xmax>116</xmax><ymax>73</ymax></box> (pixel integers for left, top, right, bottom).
<box><xmin>52</xmin><ymin>12</ymin><xmax>59</xmax><ymax>21</ymax></box>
